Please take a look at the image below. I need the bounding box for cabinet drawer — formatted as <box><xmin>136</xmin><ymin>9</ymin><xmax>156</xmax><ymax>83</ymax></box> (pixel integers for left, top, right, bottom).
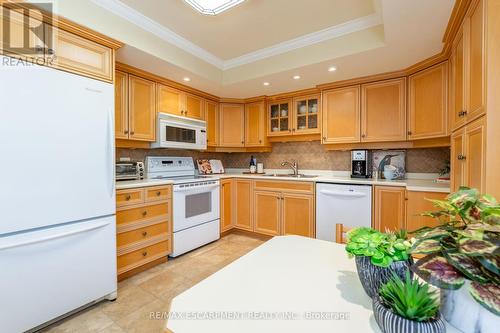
<box><xmin>116</xmin><ymin>188</ymin><xmax>144</xmax><ymax>208</ymax></box>
<box><xmin>116</xmin><ymin>203</ymin><xmax>169</xmax><ymax>225</ymax></box>
<box><xmin>117</xmin><ymin>222</ymin><xmax>169</xmax><ymax>248</ymax></box>
<box><xmin>253</xmin><ymin>180</ymin><xmax>314</xmax><ymax>193</ymax></box>
<box><xmin>145</xmin><ymin>186</ymin><xmax>171</xmax><ymax>202</ymax></box>
<box><xmin>117</xmin><ymin>240</ymin><xmax>169</xmax><ymax>272</ymax></box>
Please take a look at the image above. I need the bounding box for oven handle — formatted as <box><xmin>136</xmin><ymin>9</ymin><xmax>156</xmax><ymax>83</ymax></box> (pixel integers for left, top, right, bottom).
<box><xmin>173</xmin><ymin>184</ymin><xmax>220</xmax><ymax>192</ymax></box>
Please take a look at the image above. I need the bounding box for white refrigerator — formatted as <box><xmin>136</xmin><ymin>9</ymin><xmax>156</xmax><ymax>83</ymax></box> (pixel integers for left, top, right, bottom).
<box><xmin>0</xmin><ymin>56</ymin><xmax>117</xmax><ymax>332</ymax></box>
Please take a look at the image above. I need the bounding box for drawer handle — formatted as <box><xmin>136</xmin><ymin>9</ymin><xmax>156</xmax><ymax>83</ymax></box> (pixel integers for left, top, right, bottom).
<box><xmin>142</xmin><ymin>211</ymin><xmax>148</xmax><ymax>217</ymax></box>
<box><xmin>156</xmin><ymin>191</ymin><xmax>161</xmax><ymax>196</ymax></box>
<box><xmin>142</xmin><ymin>251</ymin><xmax>148</xmax><ymax>257</ymax></box>
<box><xmin>125</xmin><ymin>195</ymin><xmax>131</xmax><ymax>201</ymax></box>
<box><xmin>142</xmin><ymin>231</ymin><xmax>148</xmax><ymax>237</ymax></box>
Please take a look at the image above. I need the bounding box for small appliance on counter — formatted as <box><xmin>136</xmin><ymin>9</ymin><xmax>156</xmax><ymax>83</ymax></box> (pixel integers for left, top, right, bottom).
<box><xmin>351</xmin><ymin>150</ymin><xmax>372</xmax><ymax>178</ymax></box>
<box><xmin>116</xmin><ymin>161</ymin><xmax>144</xmax><ymax>181</ymax></box>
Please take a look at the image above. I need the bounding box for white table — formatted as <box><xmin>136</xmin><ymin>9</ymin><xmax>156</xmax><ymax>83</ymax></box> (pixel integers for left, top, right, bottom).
<box><xmin>166</xmin><ymin>236</ymin><xmax>458</xmax><ymax>333</ymax></box>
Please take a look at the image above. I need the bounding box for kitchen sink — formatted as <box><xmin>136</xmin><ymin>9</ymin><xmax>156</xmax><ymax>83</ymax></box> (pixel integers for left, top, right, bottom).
<box><xmin>264</xmin><ymin>174</ymin><xmax>318</xmax><ymax>178</ymax></box>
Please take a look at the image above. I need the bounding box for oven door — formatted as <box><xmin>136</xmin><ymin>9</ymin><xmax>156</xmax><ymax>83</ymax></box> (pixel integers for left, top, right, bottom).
<box><xmin>173</xmin><ymin>182</ymin><xmax>220</xmax><ymax>232</ymax></box>
<box><xmin>159</xmin><ymin>119</ymin><xmax>206</xmax><ymax>150</ymax></box>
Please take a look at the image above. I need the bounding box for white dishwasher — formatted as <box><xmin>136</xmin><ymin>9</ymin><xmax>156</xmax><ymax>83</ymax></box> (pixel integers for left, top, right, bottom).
<box><xmin>316</xmin><ymin>183</ymin><xmax>372</xmax><ymax>242</ymax></box>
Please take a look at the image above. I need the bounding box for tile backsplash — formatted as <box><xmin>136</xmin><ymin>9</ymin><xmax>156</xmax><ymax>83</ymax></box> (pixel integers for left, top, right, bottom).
<box><xmin>117</xmin><ymin>141</ymin><xmax>450</xmax><ymax>174</ymax></box>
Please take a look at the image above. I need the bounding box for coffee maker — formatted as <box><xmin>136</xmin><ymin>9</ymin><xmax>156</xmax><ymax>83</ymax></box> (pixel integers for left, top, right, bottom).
<box><xmin>351</xmin><ymin>150</ymin><xmax>372</xmax><ymax>178</ymax></box>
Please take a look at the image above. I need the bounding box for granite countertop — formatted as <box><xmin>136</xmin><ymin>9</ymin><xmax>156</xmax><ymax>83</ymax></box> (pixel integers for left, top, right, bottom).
<box><xmin>116</xmin><ymin>170</ymin><xmax>450</xmax><ymax>193</ymax></box>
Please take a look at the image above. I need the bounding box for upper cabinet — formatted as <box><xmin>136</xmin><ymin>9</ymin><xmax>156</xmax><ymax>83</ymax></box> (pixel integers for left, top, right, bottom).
<box><xmin>361</xmin><ymin>78</ymin><xmax>407</xmax><ymax>142</ymax></box>
<box><xmin>322</xmin><ymin>86</ymin><xmax>360</xmax><ymax>144</ymax></box>
<box><xmin>268</xmin><ymin>100</ymin><xmax>292</xmax><ymax>136</ymax></box>
<box><xmin>157</xmin><ymin>85</ymin><xmax>204</xmax><ymax>120</ymax></box>
<box><xmin>408</xmin><ymin>62</ymin><xmax>448</xmax><ymax>140</ymax></box>
<box><xmin>205</xmin><ymin>100</ymin><xmax>219</xmax><ymax>147</ymax></box>
<box><xmin>245</xmin><ymin>101</ymin><xmax>267</xmax><ymax>147</ymax></box>
<box><xmin>219</xmin><ymin>104</ymin><xmax>245</xmax><ymax>147</ymax></box>
<box><xmin>292</xmin><ymin>95</ymin><xmax>320</xmax><ymax>135</ymax></box>
<box><xmin>128</xmin><ymin>75</ymin><xmax>156</xmax><ymax>141</ymax></box>
<box><xmin>450</xmin><ymin>0</ymin><xmax>485</xmax><ymax>131</ymax></box>
<box><xmin>115</xmin><ymin>70</ymin><xmax>129</xmax><ymax>139</ymax></box>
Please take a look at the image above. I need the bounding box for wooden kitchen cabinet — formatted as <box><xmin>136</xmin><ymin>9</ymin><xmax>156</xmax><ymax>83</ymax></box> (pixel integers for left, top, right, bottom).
<box><xmin>406</xmin><ymin>191</ymin><xmax>448</xmax><ymax>232</ymax></box>
<box><xmin>321</xmin><ymin>86</ymin><xmax>360</xmax><ymax>144</ymax></box>
<box><xmin>0</xmin><ymin>9</ymin><xmax>45</xmax><ymax>59</ymax></box>
<box><xmin>408</xmin><ymin>62</ymin><xmax>448</xmax><ymax>139</ymax></box>
<box><xmin>115</xmin><ymin>70</ymin><xmax>129</xmax><ymax>139</ymax></box>
<box><xmin>374</xmin><ymin>186</ymin><xmax>406</xmax><ymax>232</ymax></box>
<box><xmin>234</xmin><ymin>180</ymin><xmax>253</xmax><ymax>231</ymax></box>
<box><xmin>292</xmin><ymin>94</ymin><xmax>320</xmax><ymax>135</ymax></box>
<box><xmin>450</xmin><ymin>116</ymin><xmax>486</xmax><ymax>193</ymax></box>
<box><xmin>361</xmin><ymin>78</ymin><xmax>407</xmax><ymax>142</ymax></box>
<box><xmin>205</xmin><ymin>100</ymin><xmax>219</xmax><ymax>147</ymax></box>
<box><xmin>450</xmin><ymin>0</ymin><xmax>485</xmax><ymax>131</ymax></box>
<box><xmin>157</xmin><ymin>85</ymin><xmax>205</xmax><ymax>120</ymax></box>
<box><xmin>220</xmin><ymin>179</ymin><xmax>234</xmax><ymax>232</ymax></box>
<box><xmin>245</xmin><ymin>101</ymin><xmax>267</xmax><ymax>147</ymax></box>
<box><xmin>268</xmin><ymin>100</ymin><xmax>292</xmax><ymax>136</ymax></box>
<box><xmin>128</xmin><ymin>75</ymin><xmax>156</xmax><ymax>141</ymax></box>
<box><xmin>219</xmin><ymin>104</ymin><xmax>245</xmax><ymax>147</ymax></box>
<box><xmin>282</xmin><ymin>193</ymin><xmax>314</xmax><ymax>237</ymax></box>
<box><xmin>254</xmin><ymin>190</ymin><xmax>281</xmax><ymax>236</ymax></box>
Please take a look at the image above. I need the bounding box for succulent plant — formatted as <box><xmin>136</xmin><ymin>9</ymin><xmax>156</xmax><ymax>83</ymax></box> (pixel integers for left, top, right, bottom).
<box><xmin>379</xmin><ymin>271</ymin><xmax>440</xmax><ymax>322</ymax></box>
<box><xmin>410</xmin><ymin>187</ymin><xmax>500</xmax><ymax>315</ymax></box>
<box><xmin>345</xmin><ymin>227</ymin><xmax>412</xmax><ymax>267</ymax></box>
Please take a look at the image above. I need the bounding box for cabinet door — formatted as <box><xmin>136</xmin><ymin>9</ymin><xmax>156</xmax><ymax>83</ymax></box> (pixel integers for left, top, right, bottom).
<box><xmin>361</xmin><ymin>78</ymin><xmax>406</xmax><ymax>142</ymax></box>
<box><xmin>449</xmin><ymin>30</ymin><xmax>466</xmax><ymax>131</ymax></box>
<box><xmin>0</xmin><ymin>9</ymin><xmax>45</xmax><ymax>58</ymax></box>
<box><xmin>157</xmin><ymin>85</ymin><xmax>183</xmax><ymax>116</ymax></box>
<box><xmin>245</xmin><ymin>101</ymin><xmax>266</xmax><ymax>147</ymax></box>
<box><xmin>406</xmin><ymin>191</ymin><xmax>447</xmax><ymax>232</ymax></box>
<box><xmin>464</xmin><ymin>117</ymin><xmax>486</xmax><ymax>193</ymax></box>
<box><xmin>185</xmin><ymin>93</ymin><xmax>204</xmax><ymax>120</ymax></box>
<box><xmin>128</xmin><ymin>75</ymin><xmax>156</xmax><ymax>141</ymax></box>
<box><xmin>268</xmin><ymin>100</ymin><xmax>292</xmax><ymax>136</ymax></box>
<box><xmin>465</xmin><ymin>0</ymin><xmax>485</xmax><ymax>122</ymax></box>
<box><xmin>282</xmin><ymin>193</ymin><xmax>314</xmax><ymax>237</ymax></box>
<box><xmin>115</xmin><ymin>70</ymin><xmax>129</xmax><ymax>139</ymax></box>
<box><xmin>219</xmin><ymin>104</ymin><xmax>245</xmax><ymax>147</ymax></box>
<box><xmin>234</xmin><ymin>180</ymin><xmax>253</xmax><ymax>231</ymax></box>
<box><xmin>374</xmin><ymin>186</ymin><xmax>406</xmax><ymax>232</ymax></box>
<box><xmin>293</xmin><ymin>95</ymin><xmax>320</xmax><ymax>135</ymax></box>
<box><xmin>451</xmin><ymin>128</ymin><xmax>466</xmax><ymax>192</ymax></box>
<box><xmin>254</xmin><ymin>190</ymin><xmax>281</xmax><ymax>236</ymax></box>
<box><xmin>408</xmin><ymin>62</ymin><xmax>448</xmax><ymax>139</ymax></box>
<box><xmin>321</xmin><ymin>86</ymin><xmax>360</xmax><ymax>144</ymax></box>
<box><xmin>220</xmin><ymin>179</ymin><xmax>234</xmax><ymax>232</ymax></box>
<box><xmin>205</xmin><ymin>100</ymin><xmax>219</xmax><ymax>147</ymax></box>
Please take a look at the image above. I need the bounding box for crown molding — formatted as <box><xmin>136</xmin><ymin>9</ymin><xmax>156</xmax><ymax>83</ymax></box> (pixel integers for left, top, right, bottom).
<box><xmin>91</xmin><ymin>0</ymin><xmax>382</xmax><ymax>71</ymax></box>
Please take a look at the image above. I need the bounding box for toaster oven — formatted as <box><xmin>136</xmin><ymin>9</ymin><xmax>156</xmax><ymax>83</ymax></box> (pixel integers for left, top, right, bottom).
<box><xmin>115</xmin><ymin>161</ymin><xmax>144</xmax><ymax>181</ymax></box>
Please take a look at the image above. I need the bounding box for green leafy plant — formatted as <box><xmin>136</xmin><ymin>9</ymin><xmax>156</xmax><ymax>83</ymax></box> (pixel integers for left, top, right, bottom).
<box><xmin>379</xmin><ymin>271</ymin><xmax>440</xmax><ymax>322</ymax></box>
<box><xmin>410</xmin><ymin>187</ymin><xmax>500</xmax><ymax>315</ymax></box>
<box><xmin>345</xmin><ymin>227</ymin><xmax>412</xmax><ymax>267</ymax></box>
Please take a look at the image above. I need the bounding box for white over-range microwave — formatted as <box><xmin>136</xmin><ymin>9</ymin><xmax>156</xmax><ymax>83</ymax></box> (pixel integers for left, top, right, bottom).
<box><xmin>151</xmin><ymin>113</ymin><xmax>207</xmax><ymax>150</ymax></box>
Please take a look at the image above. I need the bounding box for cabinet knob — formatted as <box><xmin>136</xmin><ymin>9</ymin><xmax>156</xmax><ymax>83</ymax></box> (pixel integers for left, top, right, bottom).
<box><xmin>124</xmin><ymin>130</ymin><xmax>129</xmax><ymax>134</ymax></box>
<box><xmin>125</xmin><ymin>195</ymin><xmax>131</xmax><ymax>201</ymax></box>
<box><xmin>241</xmin><ymin>141</ymin><xmax>244</xmax><ymax>144</ymax></box>
<box><xmin>156</xmin><ymin>191</ymin><xmax>161</xmax><ymax>196</ymax></box>
<box><xmin>142</xmin><ymin>231</ymin><xmax>148</xmax><ymax>237</ymax></box>
<box><xmin>142</xmin><ymin>211</ymin><xmax>148</xmax><ymax>217</ymax></box>
<box><xmin>322</xmin><ymin>136</ymin><xmax>326</xmax><ymax>141</ymax></box>
<box><xmin>407</xmin><ymin>131</ymin><xmax>412</xmax><ymax>135</ymax></box>
<box><xmin>361</xmin><ymin>134</ymin><xmax>366</xmax><ymax>138</ymax></box>
<box><xmin>47</xmin><ymin>48</ymin><xmax>54</xmax><ymax>55</ymax></box>
<box><xmin>142</xmin><ymin>251</ymin><xmax>148</xmax><ymax>257</ymax></box>
<box><xmin>130</xmin><ymin>131</ymin><xmax>135</xmax><ymax>135</ymax></box>
<box><xmin>458</xmin><ymin>154</ymin><xmax>467</xmax><ymax>160</ymax></box>
<box><xmin>259</xmin><ymin>140</ymin><xmax>262</xmax><ymax>143</ymax></box>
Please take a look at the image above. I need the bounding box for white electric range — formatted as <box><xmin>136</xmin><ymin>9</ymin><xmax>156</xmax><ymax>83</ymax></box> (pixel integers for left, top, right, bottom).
<box><xmin>146</xmin><ymin>156</ymin><xmax>220</xmax><ymax>257</ymax></box>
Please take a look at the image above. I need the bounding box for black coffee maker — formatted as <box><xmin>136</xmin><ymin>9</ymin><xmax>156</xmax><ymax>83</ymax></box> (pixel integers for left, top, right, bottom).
<box><xmin>351</xmin><ymin>150</ymin><xmax>372</xmax><ymax>178</ymax></box>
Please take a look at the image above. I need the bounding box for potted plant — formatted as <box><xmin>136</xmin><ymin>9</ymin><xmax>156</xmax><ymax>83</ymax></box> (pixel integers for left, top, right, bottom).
<box><xmin>410</xmin><ymin>187</ymin><xmax>500</xmax><ymax>333</ymax></box>
<box><xmin>345</xmin><ymin>227</ymin><xmax>413</xmax><ymax>298</ymax></box>
<box><xmin>373</xmin><ymin>272</ymin><xmax>445</xmax><ymax>333</ymax></box>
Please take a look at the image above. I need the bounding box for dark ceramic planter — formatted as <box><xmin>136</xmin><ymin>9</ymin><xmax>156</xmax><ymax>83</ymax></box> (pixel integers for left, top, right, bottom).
<box><xmin>373</xmin><ymin>296</ymin><xmax>445</xmax><ymax>333</ymax></box>
<box><xmin>354</xmin><ymin>256</ymin><xmax>413</xmax><ymax>298</ymax></box>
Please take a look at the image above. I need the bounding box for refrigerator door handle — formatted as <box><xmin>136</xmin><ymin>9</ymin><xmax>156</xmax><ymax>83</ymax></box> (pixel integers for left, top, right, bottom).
<box><xmin>0</xmin><ymin>219</ymin><xmax>111</xmax><ymax>251</ymax></box>
<box><xmin>107</xmin><ymin>107</ymin><xmax>115</xmax><ymax>197</ymax></box>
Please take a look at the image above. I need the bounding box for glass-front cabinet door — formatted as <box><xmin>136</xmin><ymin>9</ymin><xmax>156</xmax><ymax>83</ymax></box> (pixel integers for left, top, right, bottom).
<box><xmin>293</xmin><ymin>95</ymin><xmax>320</xmax><ymax>134</ymax></box>
<box><xmin>268</xmin><ymin>100</ymin><xmax>291</xmax><ymax>136</ymax></box>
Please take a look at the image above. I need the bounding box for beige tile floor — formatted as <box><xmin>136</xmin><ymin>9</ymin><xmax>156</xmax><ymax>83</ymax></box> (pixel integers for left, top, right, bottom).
<box><xmin>42</xmin><ymin>233</ymin><xmax>266</xmax><ymax>333</ymax></box>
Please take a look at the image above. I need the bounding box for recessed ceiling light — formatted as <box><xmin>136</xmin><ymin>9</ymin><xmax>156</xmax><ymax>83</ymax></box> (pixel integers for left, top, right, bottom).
<box><xmin>328</xmin><ymin>66</ymin><xmax>337</xmax><ymax>72</ymax></box>
<box><xmin>293</xmin><ymin>75</ymin><xmax>301</xmax><ymax>80</ymax></box>
<box><xmin>184</xmin><ymin>0</ymin><xmax>245</xmax><ymax>15</ymax></box>
<box><xmin>263</xmin><ymin>82</ymin><xmax>270</xmax><ymax>86</ymax></box>
<box><xmin>183</xmin><ymin>77</ymin><xmax>191</xmax><ymax>82</ymax></box>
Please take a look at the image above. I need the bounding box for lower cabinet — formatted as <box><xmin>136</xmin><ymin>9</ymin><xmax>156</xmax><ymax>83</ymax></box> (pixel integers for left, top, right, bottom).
<box><xmin>254</xmin><ymin>190</ymin><xmax>281</xmax><ymax>236</ymax></box>
<box><xmin>373</xmin><ymin>186</ymin><xmax>406</xmax><ymax>232</ymax></box>
<box><xmin>282</xmin><ymin>193</ymin><xmax>315</xmax><ymax>237</ymax></box>
<box><xmin>220</xmin><ymin>179</ymin><xmax>234</xmax><ymax>232</ymax></box>
<box><xmin>234</xmin><ymin>180</ymin><xmax>253</xmax><ymax>231</ymax></box>
<box><xmin>406</xmin><ymin>191</ymin><xmax>447</xmax><ymax>232</ymax></box>
<box><xmin>115</xmin><ymin>185</ymin><xmax>172</xmax><ymax>281</ymax></box>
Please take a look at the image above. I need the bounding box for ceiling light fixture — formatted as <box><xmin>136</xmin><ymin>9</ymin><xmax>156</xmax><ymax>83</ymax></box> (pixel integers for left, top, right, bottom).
<box><xmin>263</xmin><ymin>82</ymin><xmax>270</xmax><ymax>86</ymax></box>
<box><xmin>328</xmin><ymin>66</ymin><xmax>337</xmax><ymax>72</ymax></box>
<box><xmin>293</xmin><ymin>75</ymin><xmax>301</xmax><ymax>80</ymax></box>
<box><xmin>184</xmin><ymin>0</ymin><xmax>246</xmax><ymax>15</ymax></box>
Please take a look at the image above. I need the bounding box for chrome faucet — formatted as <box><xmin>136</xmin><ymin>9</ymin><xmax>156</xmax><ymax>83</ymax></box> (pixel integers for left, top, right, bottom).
<box><xmin>281</xmin><ymin>160</ymin><xmax>299</xmax><ymax>176</ymax></box>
